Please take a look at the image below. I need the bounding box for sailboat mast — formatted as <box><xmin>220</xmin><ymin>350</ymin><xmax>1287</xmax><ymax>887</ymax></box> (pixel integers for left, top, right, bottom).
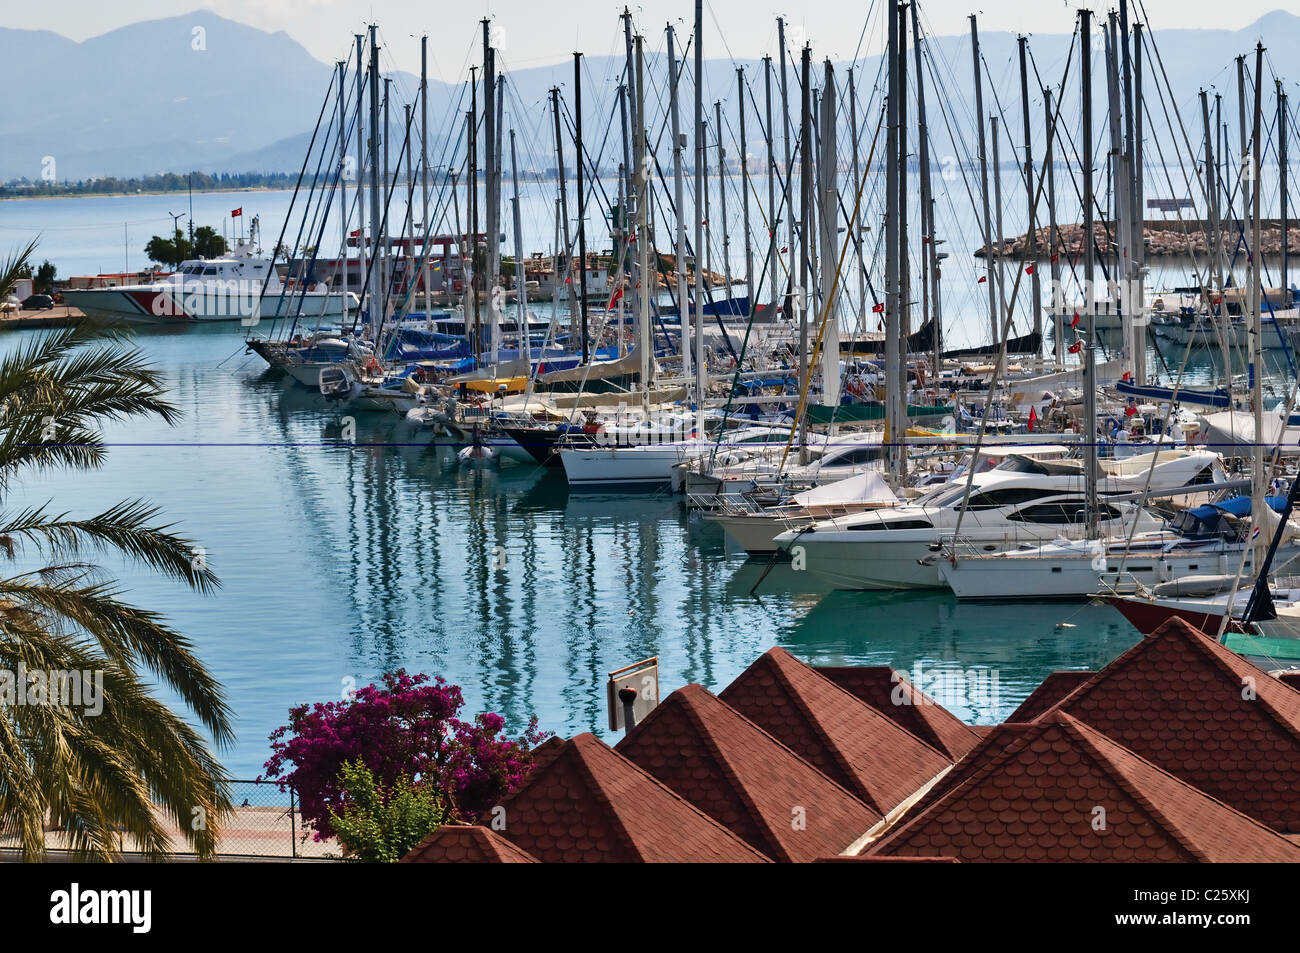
<box><xmin>367</xmin><ymin>26</ymin><xmax>381</xmax><ymax>333</ymax></box>
<box><xmin>764</xmin><ymin>56</ymin><xmax>778</xmax><ymax>319</ymax></box>
<box><xmin>1132</xmin><ymin>18</ymin><xmax>1146</xmax><ymax>385</ymax></box>
<box><xmin>819</xmin><ymin>59</ymin><xmax>839</xmax><ymax>408</ymax></box>
<box><xmin>1018</xmin><ymin>36</ymin><xmax>1042</xmax><ymax>351</ymax></box>
<box><xmin>635</xmin><ymin>33</ymin><xmax>653</xmax><ymax>414</ymax></box>
<box><xmin>1080</xmin><ymin>8</ymin><xmax>1100</xmax><ymax>537</ymax></box>
<box><xmin>355</xmin><ymin>34</ymin><xmax>366</xmax><ymax>328</ymax></box>
<box><xmin>778</xmin><ymin>18</ymin><xmax>795</xmax><ymax>327</ymax></box>
<box><xmin>574</xmin><ymin>53</ymin><xmax>589</xmax><ymax>364</ymax></box>
<box><xmin>716</xmin><ymin>100</ymin><xmax>733</xmax><ymax>307</ymax></box>
<box><xmin>1045</xmin><ymin>87</ymin><xmax>1063</xmax><ymax>366</ymax></box>
<box><xmin>694</xmin><ymin>0</ymin><xmax>706</xmax><ymax>427</ymax></box>
<box><xmin>421</xmin><ymin>36</ymin><xmax>430</xmax><ymax>318</ymax></box>
<box><xmin>1280</xmin><ymin>82</ymin><xmax>1290</xmax><ymax>298</ymax></box>
<box><xmin>738</xmin><ymin>67</ymin><xmax>755</xmax><ymax>317</ymax></box>
<box><xmin>550</xmin><ymin>88</ymin><xmax>577</xmax><ymax>341</ymax></box>
<box><xmin>909</xmin><ymin>3</ymin><xmax>939</xmax><ymax>382</ymax></box>
<box><xmin>337</xmin><ymin>60</ymin><xmax>348</xmax><ymax>321</ymax></box>
<box><xmin>668</xmin><ymin>27</ymin><xmax>691</xmax><ymax>385</ymax></box>
<box><xmin>798</xmin><ymin>44</ymin><xmax>812</xmax><ymax>463</ymax></box>
<box><xmin>483</xmin><ymin>22</ymin><xmax>499</xmax><ymax>364</ymax></box>
<box><xmin>510</xmin><ymin>130</ymin><xmax>527</xmax><ymax>332</ymax></box>
<box><xmin>885</xmin><ymin>2</ymin><xmax>902</xmax><ymax>478</ymax></box>
<box><xmin>1250</xmin><ymin>42</ymin><xmax>1266</xmax><ymax>567</ymax></box>
<box><xmin>970</xmin><ymin>16</ymin><xmax>997</xmax><ymax>345</ymax></box>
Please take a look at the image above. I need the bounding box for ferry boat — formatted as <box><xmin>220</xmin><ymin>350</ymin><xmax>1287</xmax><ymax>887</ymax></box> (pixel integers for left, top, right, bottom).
<box><xmin>63</xmin><ymin>224</ymin><xmax>358</xmax><ymax>324</ymax></box>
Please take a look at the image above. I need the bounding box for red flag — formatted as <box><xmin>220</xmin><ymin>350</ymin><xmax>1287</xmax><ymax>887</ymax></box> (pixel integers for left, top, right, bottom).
<box><xmin>1070</xmin><ymin>312</ymin><xmax>1081</xmax><ymax>328</ymax></box>
<box><xmin>1028</xmin><ymin>405</ymin><xmax>1037</xmax><ymax>431</ymax></box>
<box><xmin>231</xmin><ymin>207</ymin><xmax>243</xmax><ymax>218</ymax></box>
<box><xmin>977</xmin><ymin>275</ymin><xmax>988</xmax><ymax>283</ymax></box>
<box><xmin>871</xmin><ymin>302</ymin><xmax>885</xmax><ymax>313</ymax></box>
<box><xmin>349</xmin><ymin>228</ymin><xmax>361</xmax><ymax>237</ymax></box>
<box><xmin>780</xmin><ymin>246</ymin><xmax>788</xmax><ymax>254</ymax></box>
<box><xmin>1068</xmin><ymin>340</ymin><xmax>1083</xmax><ymax>354</ymax></box>
<box><xmin>1049</xmin><ymin>254</ymin><xmax>1060</xmax><ymax>263</ymax></box>
<box><xmin>1024</xmin><ymin>264</ymin><xmax>1035</xmax><ymax>275</ymax></box>
<box><xmin>606</xmin><ymin>285</ymin><xmax>624</xmax><ymax>310</ymax></box>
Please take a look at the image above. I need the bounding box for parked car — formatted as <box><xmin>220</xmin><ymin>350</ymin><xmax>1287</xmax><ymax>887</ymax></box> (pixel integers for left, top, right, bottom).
<box><xmin>21</xmin><ymin>294</ymin><xmax>54</xmax><ymax>310</ymax></box>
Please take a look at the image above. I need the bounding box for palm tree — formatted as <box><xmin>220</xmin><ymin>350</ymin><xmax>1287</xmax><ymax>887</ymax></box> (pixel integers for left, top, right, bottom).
<box><xmin>0</xmin><ymin>242</ymin><xmax>232</xmax><ymax>860</ymax></box>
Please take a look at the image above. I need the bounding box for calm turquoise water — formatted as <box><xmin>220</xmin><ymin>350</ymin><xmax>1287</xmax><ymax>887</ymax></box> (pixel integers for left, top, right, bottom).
<box><xmin>0</xmin><ymin>323</ymin><xmax>1152</xmax><ymax>776</ymax></box>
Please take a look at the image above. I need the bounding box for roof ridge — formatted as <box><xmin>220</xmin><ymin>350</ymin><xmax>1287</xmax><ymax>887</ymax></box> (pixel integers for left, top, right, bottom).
<box><xmin>1045</xmin><ymin>620</ymin><xmax>1300</xmax><ymax>745</ymax></box>
<box><xmin>575</xmin><ymin>733</ymin><xmax>769</xmax><ymax>862</ymax></box>
<box><xmin>566</xmin><ymin>735</ymin><xmax>644</xmax><ymax>861</ymax></box>
<box><xmin>1060</xmin><ymin>713</ymin><xmax>1299</xmax><ymax>858</ymax></box>
<box><xmin>1054</xmin><ymin>715</ymin><xmax>1203</xmax><ymax>862</ymax></box>
<box><xmin>676</xmin><ymin>686</ymin><xmax>792</xmax><ymax>860</ymax></box>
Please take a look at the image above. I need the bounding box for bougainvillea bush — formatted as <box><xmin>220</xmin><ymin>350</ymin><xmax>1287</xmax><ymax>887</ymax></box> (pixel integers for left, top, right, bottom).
<box><xmin>262</xmin><ymin>670</ymin><xmax>548</xmax><ymax>841</ymax></box>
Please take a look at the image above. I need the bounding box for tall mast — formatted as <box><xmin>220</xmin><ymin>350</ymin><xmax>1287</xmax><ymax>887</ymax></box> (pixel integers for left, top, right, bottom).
<box><xmin>738</xmin><ymin>67</ymin><xmax>755</xmax><ymax>318</ymax></box>
<box><xmin>970</xmin><ymin>15</ymin><xmax>997</xmax><ymax>345</ymax></box>
<box><xmin>819</xmin><ymin>59</ymin><xmax>839</xmax><ymax>408</ymax></box>
<box><xmin>911</xmin><ymin>2</ymin><xmax>940</xmax><ymax>379</ymax></box>
<box><xmin>777</xmin><ymin>18</ymin><xmax>795</xmax><ymax>325</ymax></box>
<box><xmin>1045</xmin><ymin>87</ymin><xmax>1063</xmax><ymax>366</ymax></box>
<box><xmin>668</xmin><ymin>26</ymin><xmax>691</xmax><ymax>385</ymax></box>
<box><xmin>574</xmin><ymin>52</ymin><xmax>589</xmax><ymax>364</ymax></box>
<box><xmin>897</xmin><ymin>1</ymin><xmax>909</xmax><ymax>351</ymax></box>
<box><xmin>382</xmin><ymin>77</ymin><xmax>391</xmax><ymax>321</ymax></box>
<box><xmin>1250</xmin><ymin>42</ymin><xmax>1266</xmax><ymax>567</ymax></box>
<box><xmin>849</xmin><ymin>67</ymin><xmax>867</xmax><ymax>333</ymax></box>
<box><xmin>622</xmin><ymin>7</ymin><xmax>639</xmax><ymax>347</ymax></box>
<box><xmin>337</xmin><ymin>60</ymin><xmax>348</xmax><ymax>321</ymax></box>
<box><xmin>764</xmin><ymin>56</ymin><xmax>778</xmax><ymax>318</ymax></box>
<box><xmin>483</xmin><ymin>21</ymin><xmax>499</xmax><ymax>364</ymax></box>
<box><xmin>991</xmin><ymin>116</ymin><xmax>1007</xmax><ymax>343</ymax></box>
<box><xmin>1132</xmin><ymin>18</ymin><xmax>1146</xmax><ymax>384</ymax></box>
<box><xmin>550</xmin><ymin>88</ymin><xmax>578</xmax><ymax>346</ymax></box>
<box><xmin>1200</xmin><ymin>89</ymin><xmax>1230</xmax><ymax>375</ymax></box>
<box><xmin>355</xmin><ymin>33</ymin><xmax>366</xmax><ymax>328</ymax></box>
<box><xmin>468</xmin><ymin>70</ymin><xmax>479</xmax><ymax>355</ymax></box>
<box><xmin>1281</xmin><ymin>81</ymin><xmax>1290</xmax><ymax>299</ymax></box>
<box><xmin>797</xmin><ymin>44</ymin><xmax>812</xmax><ymax>463</ymax></box>
<box><xmin>1080</xmin><ymin>8</ymin><xmax>1099</xmax><ymax>538</ymax></box>
<box><xmin>1104</xmin><ymin>14</ymin><xmax>1132</xmax><ymax>378</ymax></box>
<box><xmin>885</xmin><ymin>3</ymin><xmax>902</xmax><ymax>477</ymax></box>
<box><xmin>1017</xmin><ymin>36</ymin><xmax>1042</xmax><ymax>351</ymax></box>
<box><xmin>635</xmin><ymin>33</ymin><xmax>653</xmax><ymax>414</ymax></box>
<box><xmin>716</xmin><ymin>100</ymin><xmax>733</xmax><ymax>308</ymax></box>
<box><xmin>693</xmin><ymin>0</ymin><xmax>706</xmax><ymax>426</ymax></box>
<box><xmin>510</xmin><ymin>130</ymin><xmax>527</xmax><ymax>334</ymax></box>
<box><xmin>366</xmin><ymin>25</ymin><xmax>381</xmax><ymax>333</ymax></box>
<box><xmin>421</xmin><ymin>35</ymin><xmax>431</xmax><ymax>318</ymax></box>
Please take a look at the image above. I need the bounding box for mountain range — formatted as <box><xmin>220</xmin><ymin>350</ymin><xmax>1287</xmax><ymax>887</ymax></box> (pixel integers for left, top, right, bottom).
<box><xmin>2</xmin><ymin>8</ymin><xmax>1297</xmax><ymax>183</ymax></box>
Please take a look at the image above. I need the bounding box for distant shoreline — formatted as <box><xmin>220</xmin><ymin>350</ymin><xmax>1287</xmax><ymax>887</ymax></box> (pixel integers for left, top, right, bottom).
<box><xmin>0</xmin><ymin>186</ymin><xmax>292</xmax><ymax>203</ymax></box>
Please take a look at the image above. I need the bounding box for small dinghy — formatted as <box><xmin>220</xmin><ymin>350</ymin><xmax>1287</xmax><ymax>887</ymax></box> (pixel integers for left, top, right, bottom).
<box><xmin>458</xmin><ymin>424</ymin><xmax>499</xmax><ymax>466</ymax></box>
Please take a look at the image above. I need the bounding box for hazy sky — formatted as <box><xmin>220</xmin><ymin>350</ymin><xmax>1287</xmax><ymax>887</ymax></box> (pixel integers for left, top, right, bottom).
<box><xmin>14</xmin><ymin>1</ymin><xmax>1289</xmax><ymax>80</ymax></box>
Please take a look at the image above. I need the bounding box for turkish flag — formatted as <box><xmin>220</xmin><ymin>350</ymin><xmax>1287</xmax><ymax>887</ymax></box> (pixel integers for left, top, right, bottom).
<box><xmin>231</xmin><ymin>208</ymin><xmax>243</xmax><ymax>217</ymax></box>
<box><xmin>977</xmin><ymin>275</ymin><xmax>988</xmax><ymax>283</ymax></box>
<box><xmin>606</xmin><ymin>285</ymin><xmax>624</xmax><ymax>310</ymax></box>
<box><xmin>1050</xmin><ymin>254</ymin><xmax>1060</xmax><ymax>263</ymax></box>
<box><xmin>1070</xmin><ymin>312</ymin><xmax>1081</xmax><ymax>328</ymax></box>
<box><xmin>1068</xmin><ymin>340</ymin><xmax>1083</xmax><ymax>354</ymax></box>
<box><xmin>1024</xmin><ymin>264</ymin><xmax>1035</xmax><ymax>275</ymax></box>
<box><xmin>1028</xmin><ymin>405</ymin><xmax>1037</xmax><ymax>431</ymax></box>
<box><xmin>871</xmin><ymin>302</ymin><xmax>885</xmax><ymax>313</ymax></box>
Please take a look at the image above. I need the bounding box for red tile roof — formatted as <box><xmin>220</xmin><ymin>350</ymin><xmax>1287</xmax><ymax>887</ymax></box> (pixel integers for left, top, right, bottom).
<box><xmin>1042</xmin><ymin>619</ymin><xmax>1300</xmax><ymax>832</ymax></box>
<box><xmin>815</xmin><ymin>665</ymin><xmax>981</xmax><ymax>760</ymax></box>
<box><xmin>719</xmin><ymin>648</ymin><xmax>951</xmax><ymax>815</ymax></box>
<box><xmin>401</xmin><ymin>824</ymin><xmax>539</xmax><ymax>863</ymax></box>
<box><xmin>492</xmin><ymin>733</ymin><xmax>770</xmax><ymax>863</ymax></box>
<box><xmin>866</xmin><ymin>713</ymin><xmax>1300</xmax><ymax>862</ymax></box>
<box><xmin>1005</xmin><ymin>671</ymin><xmax>1095</xmax><ymax>722</ymax></box>
<box><xmin>615</xmin><ymin>683</ymin><xmax>880</xmax><ymax>861</ymax></box>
